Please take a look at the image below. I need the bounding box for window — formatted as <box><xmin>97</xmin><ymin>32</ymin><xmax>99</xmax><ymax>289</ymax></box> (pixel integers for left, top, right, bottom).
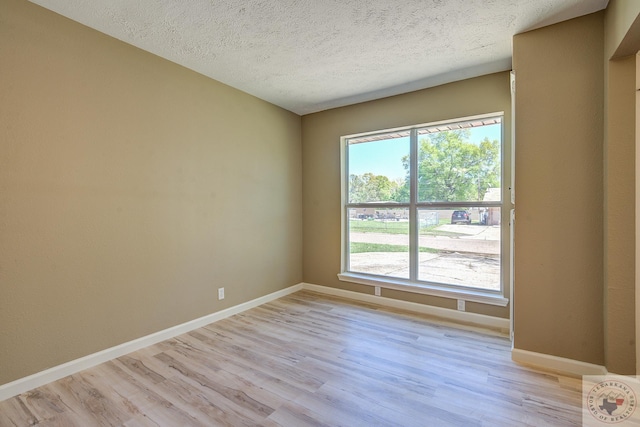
<box><xmin>341</xmin><ymin>114</ymin><xmax>507</xmax><ymax>298</ymax></box>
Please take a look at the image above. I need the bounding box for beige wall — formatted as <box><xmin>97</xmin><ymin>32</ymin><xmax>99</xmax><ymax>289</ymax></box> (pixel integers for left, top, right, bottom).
<box><xmin>513</xmin><ymin>12</ymin><xmax>605</xmax><ymax>365</ymax></box>
<box><xmin>604</xmin><ymin>0</ymin><xmax>640</xmax><ymax>374</ymax></box>
<box><xmin>637</xmin><ymin>52</ymin><xmax>640</xmax><ymax>375</ymax></box>
<box><xmin>302</xmin><ymin>72</ymin><xmax>512</xmax><ymax>319</ymax></box>
<box><xmin>604</xmin><ymin>54</ymin><xmax>636</xmax><ymax>374</ymax></box>
<box><xmin>0</xmin><ymin>0</ymin><xmax>302</xmax><ymax>385</ymax></box>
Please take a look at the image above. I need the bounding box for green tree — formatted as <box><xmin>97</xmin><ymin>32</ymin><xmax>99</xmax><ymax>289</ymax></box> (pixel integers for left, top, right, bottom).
<box><xmin>404</xmin><ymin>130</ymin><xmax>499</xmax><ymax>202</ymax></box>
<box><xmin>391</xmin><ymin>177</ymin><xmax>409</xmax><ymax>203</ymax></box>
<box><xmin>349</xmin><ymin>172</ymin><xmax>402</xmax><ymax>203</ymax></box>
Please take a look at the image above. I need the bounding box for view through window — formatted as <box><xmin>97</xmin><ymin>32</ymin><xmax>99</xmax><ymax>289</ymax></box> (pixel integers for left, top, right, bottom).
<box><xmin>344</xmin><ymin>115</ymin><xmax>503</xmax><ymax>291</ymax></box>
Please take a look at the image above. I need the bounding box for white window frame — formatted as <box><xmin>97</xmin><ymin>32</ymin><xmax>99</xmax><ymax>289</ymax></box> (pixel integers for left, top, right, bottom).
<box><xmin>338</xmin><ymin>113</ymin><xmax>509</xmax><ymax>306</ymax></box>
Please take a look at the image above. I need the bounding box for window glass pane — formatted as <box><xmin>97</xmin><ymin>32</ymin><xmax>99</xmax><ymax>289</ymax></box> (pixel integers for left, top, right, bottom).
<box><xmin>417</xmin><ymin>207</ymin><xmax>501</xmax><ymax>290</ymax></box>
<box><xmin>348</xmin><ymin>208</ymin><xmax>409</xmax><ymax>279</ymax></box>
<box><xmin>417</xmin><ymin>122</ymin><xmax>501</xmax><ymax>203</ymax></box>
<box><xmin>347</xmin><ymin>132</ymin><xmax>410</xmax><ymax>204</ymax></box>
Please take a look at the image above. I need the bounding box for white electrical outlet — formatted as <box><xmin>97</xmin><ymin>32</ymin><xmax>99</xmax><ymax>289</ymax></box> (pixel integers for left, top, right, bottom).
<box><xmin>457</xmin><ymin>299</ymin><xmax>465</xmax><ymax>311</ymax></box>
<box><xmin>218</xmin><ymin>287</ymin><xmax>225</xmax><ymax>300</ymax></box>
<box><xmin>375</xmin><ymin>286</ymin><xmax>381</xmax><ymax>296</ymax></box>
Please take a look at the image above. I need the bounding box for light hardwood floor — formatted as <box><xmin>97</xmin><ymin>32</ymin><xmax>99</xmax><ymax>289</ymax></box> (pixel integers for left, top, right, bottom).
<box><xmin>0</xmin><ymin>291</ymin><xmax>584</xmax><ymax>426</ymax></box>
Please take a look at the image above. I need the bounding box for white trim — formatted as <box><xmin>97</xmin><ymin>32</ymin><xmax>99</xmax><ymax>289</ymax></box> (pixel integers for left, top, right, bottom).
<box><xmin>0</xmin><ymin>284</ymin><xmax>303</xmax><ymax>402</ymax></box>
<box><xmin>342</xmin><ymin>112</ymin><xmax>509</xmax><ymax>304</ymax></box>
<box><xmin>302</xmin><ymin>282</ymin><xmax>510</xmax><ymax>333</ymax></box>
<box><xmin>509</xmin><ymin>208</ymin><xmax>515</xmax><ymax>341</ymax></box>
<box><xmin>337</xmin><ymin>272</ymin><xmax>509</xmax><ymax>307</ymax></box>
<box><xmin>341</xmin><ymin>112</ymin><xmax>505</xmax><ymax>140</ymax></box>
<box><xmin>511</xmin><ymin>348</ymin><xmax>607</xmax><ymax>377</ymax></box>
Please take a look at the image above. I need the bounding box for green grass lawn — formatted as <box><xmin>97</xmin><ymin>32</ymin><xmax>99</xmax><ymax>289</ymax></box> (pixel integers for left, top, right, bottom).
<box><xmin>349</xmin><ymin>219</ymin><xmax>467</xmax><ymax>237</ymax></box>
<box><xmin>350</xmin><ymin>242</ymin><xmax>438</xmax><ymax>254</ymax></box>
<box><xmin>349</xmin><ymin>219</ymin><xmax>408</xmax><ymax>234</ymax></box>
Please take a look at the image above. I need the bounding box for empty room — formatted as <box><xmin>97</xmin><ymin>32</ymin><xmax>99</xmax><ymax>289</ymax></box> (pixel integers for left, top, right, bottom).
<box><xmin>1</xmin><ymin>0</ymin><xmax>639</xmax><ymax>425</ymax></box>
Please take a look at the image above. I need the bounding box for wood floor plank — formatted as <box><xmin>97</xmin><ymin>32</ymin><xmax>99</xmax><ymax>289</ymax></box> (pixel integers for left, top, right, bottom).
<box><xmin>265</xmin><ymin>400</ymin><xmax>334</xmax><ymax>427</ymax></box>
<box><xmin>0</xmin><ymin>394</ymin><xmax>39</xmax><ymax>426</ymax></box>
<box><xmin>189</xmin><ymin>329</ymin><xmax>326</xmax><ymax>393</ymax></box>
<box><xmin>98</xmin><ymin>360</ymin><xmax>206</xmax><ymax>426</ymax></box>
<box><xmin>0</xmin><ymin>290</ymin><xmax>586</xmax><ymax>426</ymax></box>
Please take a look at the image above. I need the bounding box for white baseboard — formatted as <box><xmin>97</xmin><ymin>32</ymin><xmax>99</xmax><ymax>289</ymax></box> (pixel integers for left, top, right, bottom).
<box><xmin>511</xmin><ymin>348</ymin><xmax>607</xmax><ymax>377</ymax></box>
<box><xmin>0</xmin><ymin>284</ymin><xmax>303</xmax><ymax>402</ymax></box>
<box><xmin>300</xmin><ymin>282</ymin><xmax>510</xmax><ymax>333</ymax></box>
<box><xmin>10</xmin><ymin>282</ymin><xmax>592</xmax><ymax>402</ymax></box>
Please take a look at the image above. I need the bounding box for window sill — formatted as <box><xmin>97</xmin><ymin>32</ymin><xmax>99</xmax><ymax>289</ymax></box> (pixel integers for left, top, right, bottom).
<box><xmin>337</xmin><ymin>272</ymin><xmax>509</xmax><ymax>307</ymax></box>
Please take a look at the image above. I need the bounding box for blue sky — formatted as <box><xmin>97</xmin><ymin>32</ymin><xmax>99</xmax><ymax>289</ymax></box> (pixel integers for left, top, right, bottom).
<box><xmin>348</xmin><ymin>123</ymin><xmax>501</xmax><ymax>181</ymax></box>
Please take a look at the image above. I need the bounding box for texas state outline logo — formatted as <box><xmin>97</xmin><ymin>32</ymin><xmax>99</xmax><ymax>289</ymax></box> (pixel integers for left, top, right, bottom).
<box><xmin>584</xmin><ymin>376</ymin><xmax>638</xmax><ymax>425</ymax></box>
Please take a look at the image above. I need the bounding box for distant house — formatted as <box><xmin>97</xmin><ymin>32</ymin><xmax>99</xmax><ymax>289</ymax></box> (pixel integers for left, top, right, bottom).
<box><xmin>481</xmin><ymin>188</ymin><xmax>501</xmax><ymax>225</ymax></box>
<box><xmin>350</xmin><ymin>204</ymin><xmax>408</xmax><ymax>220</ymax></box>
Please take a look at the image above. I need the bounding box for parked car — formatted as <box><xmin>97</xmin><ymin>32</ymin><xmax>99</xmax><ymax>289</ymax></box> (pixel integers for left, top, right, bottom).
<box><xmin>451</xmin><ymin>210</ymin><xmax>471</xmax><ymax>224</ymax></box>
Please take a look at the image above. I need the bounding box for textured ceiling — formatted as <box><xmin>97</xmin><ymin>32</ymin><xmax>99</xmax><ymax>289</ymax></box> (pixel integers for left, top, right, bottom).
<box><xmin>28</xmin><ymin>0</ymin><xmax>608</xmax><ymax>115</ymax></box>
